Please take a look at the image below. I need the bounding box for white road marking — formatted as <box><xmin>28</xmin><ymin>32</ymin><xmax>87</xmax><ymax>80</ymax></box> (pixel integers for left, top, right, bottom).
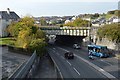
<box><xmin>100</xmin><ymin>59</ymin><xmax>112</xmax><ymax>66</ymax></box>
<box><xmin>66</xmin><ymin>60</ymin><xmax>72</xmax><ymax>66</ymax></box>
<box><xmin>57</xmin><ymin>47</ymin><xmax>69</xmax><ymax>52</ymax></box>
<box><xmin>73</xmin><ymin>67</ymin><xmax>81</xmax><ymax>75</ymax></box>
<box><xmin>49</xmin><ymin>54</ymin><xmax>64</xmax><ymax>79</ymax></box>
<box><xmin>57</xmin><ymin>47</ymin><xmax>116</xmax><ymax>78</ymax></box>
<box><xmin>99</xmin><ymin>68</ymin><xmax>104</xmax><ymax>72</ymax></box>
<box><xmin>75</xmin><ymin>54</ymin><xmax>116</xmax><ymax>78</ymax></box>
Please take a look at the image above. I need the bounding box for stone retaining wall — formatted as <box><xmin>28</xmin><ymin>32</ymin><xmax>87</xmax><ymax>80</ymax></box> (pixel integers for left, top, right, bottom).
<box><xmin>7</xmin><ymin>45</ymin><xmax>32</xmax><ymax>56</ymax></box>
<box><xmin>96</xmin><ymin>38</ymin><xmax>120</xmax><ymax>51</ymax></box>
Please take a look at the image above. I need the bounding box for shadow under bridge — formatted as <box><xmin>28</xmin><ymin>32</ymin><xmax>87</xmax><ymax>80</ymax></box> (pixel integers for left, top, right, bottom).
<box><xmin>55</xmin><ymin>35</ymin><xmax>86</xmax><ymax>45</ymax></box>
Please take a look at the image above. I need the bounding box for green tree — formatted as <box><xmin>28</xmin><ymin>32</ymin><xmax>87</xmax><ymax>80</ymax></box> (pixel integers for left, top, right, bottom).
<box><xmin>40</xmin><ymin>17</ymin><xmax>47</xmax><ymax>26</ymax></box>
<box><xmin>107</xmin><ymin>10</ymin><xmax>115</xmax><ymax>14</ymax></box>
<box><xmin>15</xmin><ymin>29</ymin><xmax>32</xmax><ymax>48</ymax></box>
<box><xmin>114</xmin><ymin>10</ymin><xmax>120</xmax><ymax>17</ymax></box>
<box><xmin>35</xmin><ymin>30</ymin><xmax>46</xmax><ymax>39</ymax></box>
<box><xmin>64</xmin><ymin>18</ymin><xmax>90</xmax><ymax>27</ymax></box>
<box><xmin>7</xmin><ymin>16</ymin><xmax>47</xmax><ymax>56</ymax></box>
<box><xmin>7</xmin><ymin>16</ymin><xmax>36</xmax><ymax>37</ymax></box>
<box><xmin>28</xmin><ymin>39</ymin><xmax>47</xmax><ymax>56</ymax></box>
<box><xmin>7</xmin><ymin>22</ymin><xmax>20</xmax><ymax>37</ymax></box>
<box><xmin>97</xmin><ymin>23</ymin><xmax>120</xmax><ymax>42</ymax></box>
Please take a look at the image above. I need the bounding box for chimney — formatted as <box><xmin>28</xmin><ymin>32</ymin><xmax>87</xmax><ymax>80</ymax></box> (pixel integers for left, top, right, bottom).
<box><xmin>7</xmin><ymin>8</ymin><xmax>10</xmax><ymax>14</ymax></box>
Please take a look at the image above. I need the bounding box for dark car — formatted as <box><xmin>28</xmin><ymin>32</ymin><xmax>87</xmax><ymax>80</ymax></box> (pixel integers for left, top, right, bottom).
<box><xmin>64</xmin><ymin>52</ymin><xmax>74</xmax><ymax>59</ymax></box>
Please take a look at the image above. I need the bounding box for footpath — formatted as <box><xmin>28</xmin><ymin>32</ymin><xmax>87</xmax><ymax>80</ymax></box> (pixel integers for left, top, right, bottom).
<box><xmin>34</xmin><ymin>54</ymin><xmax>57</xmax><ymax>78</ymax></box>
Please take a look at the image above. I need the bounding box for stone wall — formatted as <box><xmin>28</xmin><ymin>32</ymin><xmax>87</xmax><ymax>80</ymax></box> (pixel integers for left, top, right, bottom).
<box><xmin>96</xmin><ymin>38</ymin><xmax>120</xmax><ymax>51</ymax></box>
<box><xmin>82</xmin><ymin>37</ymin><xmax>120</xmax><ymax>52</ymax></box>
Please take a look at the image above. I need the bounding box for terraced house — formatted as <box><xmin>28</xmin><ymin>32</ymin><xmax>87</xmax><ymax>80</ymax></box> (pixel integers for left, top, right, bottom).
<box><xmin>0</xmin><ymin>8</ymin><xmax>20</xmax><ymax>37</ymax></box>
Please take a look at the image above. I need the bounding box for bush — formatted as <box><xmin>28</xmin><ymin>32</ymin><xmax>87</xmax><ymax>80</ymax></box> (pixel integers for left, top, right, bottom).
<box><xmin>28</xmin><ymin>39</ymin><xmax>47</xmax><ymax>57</ymax></box>
<box><xmin>97</xmin><ymin>23</ymin><xmax>120</xmax><ymax>43</ymax></box>
<box><xmin>64</xmin><ymin>18</ymin><xmax>90</xmax><ymax>27</ymax></box>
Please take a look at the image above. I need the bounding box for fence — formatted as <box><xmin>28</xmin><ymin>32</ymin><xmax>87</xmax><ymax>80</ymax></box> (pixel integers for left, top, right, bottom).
<box><xmin>8</xmin><ymin>50</ymin><xmax>40</xmax><ymax>79</ymax></box>
<box><xmin>8</xmin><ymin>50</ymin><xmax>63</xmax><ymax>80</ymax></box>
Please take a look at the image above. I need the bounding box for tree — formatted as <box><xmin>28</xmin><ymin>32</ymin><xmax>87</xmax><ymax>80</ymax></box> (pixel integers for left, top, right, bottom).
<box><xmin>28</xmin><ymin>39</ymin><xmax>47</xmax><ymax>56</ymax></box>
<box><xmin>64</xmin><ymin>18</ymin><xmax>90</xmax><ymax>27</ymax></box>
<box><xmin>92</xmin><ymin>13</ymin><xmax>99</xmax><ymax>18</ymax></box>
<box><xmin>7</xmin><ymin>16</ymin><xmax>47</xmax><ymax>56</ymax></box>
<box><xmin>35</xmin><ymin>30</ymin><xmax>46</xmax><ymax>39</ymax></box>
<box><xmin>114</xmin><ymin>10</ymin><xmax>120</xmax><ymax>17</ymax></box>
<box><xmin>40</xmin><ymin>17</ymin><xmax>47</xmax><ymax>26</ymax></box>
<box><xmin>97</xmin><ymin>23</ymin><xmax>120</xmax><ymax>43</ymax></box>
<box><xmin>107</xmin><ymin>10</ymin><xmax>115</xmax><ymax>14</ymax></box>
<box><xmin>15</xmin><ymin>29</ymin><xmax>32</xmax><ymax>48</ymax></box>
<box><xmin>7</xmin><ymin>16</ymin><xmax>36</xmax><ymax>37</ymax></box>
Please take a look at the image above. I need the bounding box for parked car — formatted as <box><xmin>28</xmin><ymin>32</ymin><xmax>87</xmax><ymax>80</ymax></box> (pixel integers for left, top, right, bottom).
<box><xmin>64</xmin><ymin>52</ymin><xmax>74</xmax><ymax>59</ymax></box>
<box><xmin>73</xmin><ymin>44</ymin><xmax>81</xmax><ymax>49</ymax></box>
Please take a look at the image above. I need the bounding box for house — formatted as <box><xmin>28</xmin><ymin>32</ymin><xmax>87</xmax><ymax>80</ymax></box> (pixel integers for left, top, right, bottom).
<box><xmin>82</xmin><ymin>17</ymin><xmax>91</xmax><ymax>21</ymax></box>
<box><xmin>0</xmin><ymin>8</ymin><xmax>20</xmax><ymax>37</ymax></box>
<box><xmin>64</xmin><ymin>20</ymin><xmax>70</xmax><ymax>24</ymax></box>
<box><xmin>91</xmin><ymin>17</ymin><xmax>106</xmax><ymax>26</ymax></box>
<box><xmin>106</xmin><ymin>16</ymin><xmax>120</xmax><ymax>24</ymax></box>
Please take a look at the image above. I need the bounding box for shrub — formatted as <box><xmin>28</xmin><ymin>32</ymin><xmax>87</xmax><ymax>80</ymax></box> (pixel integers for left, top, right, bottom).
<box><xmin>28</xmin><ymin>39</ymin><xmax>47</xmax><ymax>57</ymax></box>
<box><xmin>97</xmin><ymin>23</ymin><xmax>120</xmax><ymax>43</ymax></box>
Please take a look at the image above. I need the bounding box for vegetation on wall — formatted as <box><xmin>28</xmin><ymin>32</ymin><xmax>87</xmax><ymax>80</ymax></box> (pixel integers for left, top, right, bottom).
<box><xmin>97</xmin><ymin>23</ymin><xmax>120</xmax><ymax>43</ymax></box>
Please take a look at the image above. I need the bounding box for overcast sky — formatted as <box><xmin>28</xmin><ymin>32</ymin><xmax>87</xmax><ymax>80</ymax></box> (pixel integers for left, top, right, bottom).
<box><xmin>0</xmin><ymin>0</ymin><xmax>119</xmax><ymax>17</ymax></box>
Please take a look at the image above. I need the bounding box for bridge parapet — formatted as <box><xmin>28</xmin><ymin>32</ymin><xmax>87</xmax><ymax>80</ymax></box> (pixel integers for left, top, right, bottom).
<box><xmin>40</xmin><ymin>26</ymin><xmax>91</xmax><ymax>30</ymax></box>
<box><xmin>40</xmin><ymin>27</ymin><xmax>91</xmax><ymax>36</ymax></box>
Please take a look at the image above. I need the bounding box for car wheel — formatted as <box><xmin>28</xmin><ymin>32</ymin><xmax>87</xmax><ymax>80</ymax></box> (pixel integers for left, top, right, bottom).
<box><xmin>99</xmin><ymin>54</ymin><xmax>102</xmax><ymax>58</ymax></box>
<box><xmin>72</xmin><ymin>56</ymin><xmax>74</xmax><ymax>59</ymax></box>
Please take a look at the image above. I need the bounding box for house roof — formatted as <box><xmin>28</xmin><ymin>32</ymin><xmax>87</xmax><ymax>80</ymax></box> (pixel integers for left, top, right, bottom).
<box><xmin>0</xmin><ymin>11</ymin><xmax>20</xmax><ymax>20</ymax></box>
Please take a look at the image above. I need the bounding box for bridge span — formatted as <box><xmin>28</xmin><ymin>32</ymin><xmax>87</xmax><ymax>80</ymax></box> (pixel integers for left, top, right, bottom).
<box><xmin>40</xmin><ymin>26</ymin><xmax>91</xmax><ymax>36</ymax></box>
<box><xmin>40</xmin><ymin>26</ymin><xmax>91</xmax><ymax>45</ymax></box>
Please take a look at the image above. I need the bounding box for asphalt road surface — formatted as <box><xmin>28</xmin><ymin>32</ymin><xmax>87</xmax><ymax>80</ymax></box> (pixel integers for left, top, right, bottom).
<box><xmin>59</xmin><ymin>45</ymin><xmax>119</xmax><ymax>78</ymax></box>
<box><xmin>47</xmin><ymin>44</ymin><xmax>119</xmax><ymax>79</ymax></box>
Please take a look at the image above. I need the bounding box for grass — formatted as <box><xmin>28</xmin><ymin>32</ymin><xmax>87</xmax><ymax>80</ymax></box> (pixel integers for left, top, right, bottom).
<box><xmin>0</xmin><ymin>37</ymin><xmax>16</xmax><ymax>45</ymax></box>
<box><xmin>105</xmin><ymin>14</ymin><xmax>114</xmax><ymax>19</ymax></box>
<box><xmin>98</xmin><ymin>14</ymin><xmax>114</xmax><ymax>20</ymax></box>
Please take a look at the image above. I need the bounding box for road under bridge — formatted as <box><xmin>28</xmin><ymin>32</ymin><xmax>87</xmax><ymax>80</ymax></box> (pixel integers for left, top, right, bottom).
<box><xmin>54</xmin><ymin>35</ymin><xmax>86</xmax><ymax>45</ymax></box>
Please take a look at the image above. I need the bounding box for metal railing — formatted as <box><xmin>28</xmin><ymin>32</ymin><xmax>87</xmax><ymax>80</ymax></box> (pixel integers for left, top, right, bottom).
<box><xmin>8</xmin><ymin>50</ymin><xmax>63</xmax><ymax>79</ymax></box>
<box><xmin>8</xmin><ymin>50</ymin><xmax>40</xmax><ymax>79</ymax></box>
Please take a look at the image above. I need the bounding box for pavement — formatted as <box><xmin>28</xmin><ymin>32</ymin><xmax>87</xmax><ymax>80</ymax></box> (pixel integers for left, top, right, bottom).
<box><xmin>1</xmin><ymin>46</ymin><xmax>30</xmax><ymax>79</ymax></box>
<box><xmin>34</xmin><ymin>54</ymin><xmax>57</xmax><ymax>78</ymax></box>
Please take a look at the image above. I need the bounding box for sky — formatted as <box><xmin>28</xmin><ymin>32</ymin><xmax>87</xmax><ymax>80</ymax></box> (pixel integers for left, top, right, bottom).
<box><xmin>0</xmin><ymin>0</ymin><xmax>119</xmax><ymax>17</ymax></box>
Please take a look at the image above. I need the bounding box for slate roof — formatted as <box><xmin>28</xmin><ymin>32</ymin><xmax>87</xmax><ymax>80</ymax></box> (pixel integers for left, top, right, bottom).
<box><xmin>0</xmin><ymin>11</ymin><xmax>20</xmax><ymax>20</ymax></box>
